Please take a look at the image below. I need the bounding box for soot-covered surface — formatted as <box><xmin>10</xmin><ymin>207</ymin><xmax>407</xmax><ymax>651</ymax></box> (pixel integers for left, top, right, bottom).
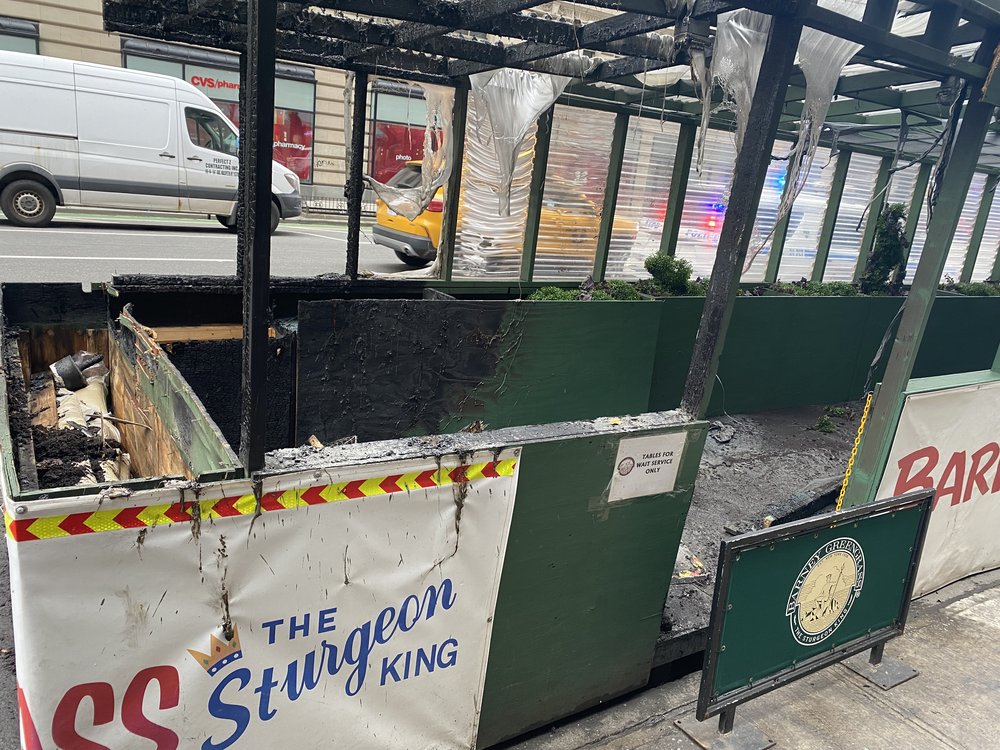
<box><xmin>296</xmin><ymin>299</ymin><xmax>513</xmax><ymax>445</ymax></box>
<box><xmin>166</xmin><ymin>336</ymin><xmax>294</xmax><ymax>452</ymax></box>
<box><xmin>32</xmin><ymin>425</ymin><xmax>120</xmax><ymax>489</ymax></box>
<box><xmin>659</xmin><ymin>403</ymin><xmax>858</xmax><ymax>653</ymax></box>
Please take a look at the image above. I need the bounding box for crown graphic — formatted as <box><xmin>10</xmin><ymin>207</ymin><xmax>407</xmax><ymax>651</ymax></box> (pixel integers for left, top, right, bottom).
<box><xmin>188</xmin><ymin>625</ymin><xmax>243</xmax><ymax>676</ymax></box>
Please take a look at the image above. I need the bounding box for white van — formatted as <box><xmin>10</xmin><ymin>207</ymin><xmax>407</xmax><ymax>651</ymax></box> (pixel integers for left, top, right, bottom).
<box><xmin>0</xmin><ymin>50</ymin><xmax>301</xmax><ymax>232</ymax></box>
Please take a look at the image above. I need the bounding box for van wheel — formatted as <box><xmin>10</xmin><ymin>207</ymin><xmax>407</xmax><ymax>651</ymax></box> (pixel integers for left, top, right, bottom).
<box><xmin>1</xmin><ymin>179</ymin><xmax>57</xmax><ymax>227</ymax></box>
<box><xmin>394</xmin><ymin>251</ymin><xmax>431</xmax><ymax>268</ymax></box>
<box><xmin>216</xmin><ymin>203</ymin><xmax>279</xmax><ymax>234</ymax></box>
<box><xmin>217</xmin><ymin>214</ymin><xmax>237</xmax><ymax>233</ymax></box>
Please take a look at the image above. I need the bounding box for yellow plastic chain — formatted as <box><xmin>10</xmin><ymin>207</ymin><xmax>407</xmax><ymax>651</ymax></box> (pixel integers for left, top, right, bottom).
<box><xmin>835</xmin><ymin>392</ymin><xmax>874</xmax><ymax>512</ymax></box>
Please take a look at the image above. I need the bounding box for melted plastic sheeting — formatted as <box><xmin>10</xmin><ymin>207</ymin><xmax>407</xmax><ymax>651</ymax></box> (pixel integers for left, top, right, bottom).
<box><xmin>346</xmin><ymin>74</ymin><xmax>455</xmax><ymax>221</ymax></box>
<box><xmin>469</xmin><ymin>66</ymin><xmax>577</xmax><ymax>216</ymax></box>
<box><xmin>607</xmin><ymin>118</ymin><xmax>681</xmax><ymax>280</ymax></box>
<box><xmin>695</xmin><ymin>10</ymin><xmax>770</xmax><ymax>174</ymax></box>
<box><xmin>452</xmin><ymin>93</ymin><xmax>536</xmax><ymax>279</ymax></box>
<box><xmin>777</xmin><ymin>0</ymin><xmax>865</xmax><ymax>230</ymax></box>
<box><xmin>532</xmin><ymin>106</ymin><xmax>616</xmax><ymax>281</ymax></box>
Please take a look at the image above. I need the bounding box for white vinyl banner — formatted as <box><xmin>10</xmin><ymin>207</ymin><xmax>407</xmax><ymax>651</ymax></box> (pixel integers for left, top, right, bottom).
<box><xmin>6</xmin><ymin>449</ymin><xmax>519</xmax><ymax>750</ymax></box>
<box><xmin>874</xmin><ymin>380</ymin><xmax>1000</xmax><ymax>597</ymax></box>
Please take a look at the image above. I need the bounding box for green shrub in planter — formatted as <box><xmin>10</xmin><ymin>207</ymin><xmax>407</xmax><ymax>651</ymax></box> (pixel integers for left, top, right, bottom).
<box><xmin>644</xmin><ymin>254</ymin><xmax>693</xmax><ymax>296</ymax></box>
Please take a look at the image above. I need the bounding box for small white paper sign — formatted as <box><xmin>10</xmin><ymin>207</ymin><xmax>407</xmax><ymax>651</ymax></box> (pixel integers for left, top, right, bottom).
<box><xmin>609</xmin><ymin>432</ymin><xmax>687</xmax><ymax>503</ymax></box>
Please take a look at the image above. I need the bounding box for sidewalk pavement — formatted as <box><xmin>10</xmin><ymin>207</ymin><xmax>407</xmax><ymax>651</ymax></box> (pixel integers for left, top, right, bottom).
<box><xmin>504</xmin><ymin>567</ymin><xmax>1000</xmax><ymax>750</ymax></box>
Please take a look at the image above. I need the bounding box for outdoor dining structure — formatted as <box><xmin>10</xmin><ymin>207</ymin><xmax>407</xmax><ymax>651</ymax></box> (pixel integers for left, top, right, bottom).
<box><xmin>1</xmin><ymin>0</ymin><xmax>1000</xmax><ymax>747</ymax></box>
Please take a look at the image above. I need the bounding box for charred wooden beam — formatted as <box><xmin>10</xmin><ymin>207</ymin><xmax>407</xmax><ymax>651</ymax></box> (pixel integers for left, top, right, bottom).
<box><xmin>681</xmin><ymin>10</ymin><xmax>804</xmax><ymax>419</ymax></box>
<box><xmin>238</xmin><ymin>0</ymin><xmax>276</xmax><ymax>474</ymax></box>
<box><xmin>802</xmin><ymin>4</ymin><xmax>989</xmax><ymax>80</ymax></box>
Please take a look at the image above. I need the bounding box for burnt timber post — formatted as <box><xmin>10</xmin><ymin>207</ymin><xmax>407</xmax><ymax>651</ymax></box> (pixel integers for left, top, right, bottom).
<box><xmin>680</xmin><ymin>9</ymin><xmax>805</xmax><ymax>419</ymax></box>
<box><xmin>345</xmin><ymin>71</ymin><xmax>369</xmax><ymax>280</ymax></box>
<box><xmin>441</xmin><ymin>86</ymin><xmax>469</xmax><ymax>282</ymax></box>
<box><xmin>238</xmin><ymin>0</ymin><xmax>277</xmax><ymax>473</ymax></box>
<box><xmin>843</xmin><ymin>33</ymin><xmax>1000</xmax><ymax>507</ymax></box>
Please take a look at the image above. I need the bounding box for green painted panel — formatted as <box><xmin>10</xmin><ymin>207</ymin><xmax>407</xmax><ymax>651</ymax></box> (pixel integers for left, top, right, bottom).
<box><xmin>296</xmin><ymin>300</ymin><xmax>662</xmax><ymax>444</ymax></box>
<box><xmin>444</xmin><ymin>301</ymin><xmax>662</xmax><ymax>432</ymax></box>
<box><xmin>477</xmin><ymin>422</ymin><xmax>708</xmax><ymax>747</ymax></box>
<box><xmin>913</xmin><ymin>296</ymin><xmax>1000</xmax><ymax>378</ymax></box>
<box><xmin>650</xmin><ymin>296</ymin><xmax>1000</xmax><ymax>415</ymax></box>
<box><xmin>649</xmin><ymin>297</ymin><xmax>904</xmax><ymax>414</ymax></box>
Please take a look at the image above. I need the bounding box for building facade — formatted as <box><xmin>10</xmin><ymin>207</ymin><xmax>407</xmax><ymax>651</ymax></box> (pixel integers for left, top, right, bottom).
<box><xmin>0</xmin><ymin>0</ymin><xmax>357</xmax><ymax>210</ymax></box>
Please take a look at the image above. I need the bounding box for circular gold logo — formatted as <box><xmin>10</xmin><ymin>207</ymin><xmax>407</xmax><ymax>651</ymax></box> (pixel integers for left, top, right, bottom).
<box><xmin>785</xmin><ymin>538</ymin><xmax>865</xmax><ymax>646</ymax></box>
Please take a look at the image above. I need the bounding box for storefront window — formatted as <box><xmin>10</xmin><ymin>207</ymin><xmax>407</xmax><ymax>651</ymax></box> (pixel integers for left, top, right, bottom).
<box><xmin>124</xmin><ymin>48</ymin><xmax>315</xmax><ymax>182</ymax></box>
<box><xmin>371</xmin><ymin>86</ymin><xmax>428</xmax><ymax>184</ymax></box>
<box><xmin>0</xmin><ymin>17</ymin><xmax>38</xmax><ymax>53</ymax></box>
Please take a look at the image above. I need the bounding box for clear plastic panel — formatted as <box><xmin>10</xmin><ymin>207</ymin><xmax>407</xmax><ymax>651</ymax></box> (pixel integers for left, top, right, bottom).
<box><xmin>972</xmin><ymin>182</ymin><xmax>1000</xmax><ymax>281</ymax></box>
<box><xmin>676</xmin><ymin>128</ymin><xmax>736</xmax><ymax>276</ymax></box>
<box><xmin>906</xmin><ymin>188</ymin><xmax>930</xmax><ymax>281</ymax></box>
<box><xmin>941</xmin><ymin>172</ymin><xmax>986</xmax><ymax>281</ymax></box>
<box><xmin>607</xmin><ymin>118</ymin><xmax>680</xmax><ymax>280</ymax></box>
<box><xmin>452</xmin><ymin>93</ymin><xmax>536</xmax><ymax>279</ymax></box>
<box><xmin>743</xmin><ymin>141</ymin><xmax>796</xmax><ymax>282</ymax></box>
<box><xmin>532</xmin><ymin>106</ymin><xmax>616</xmax><ymax>281</ymax></box>
<box><xmin>777</xmin><ymin>150</ymin><xmax>836</xmax><ymax>281</ymax></box>
<box><xmin>886</xmin><ymin>166</ymin><xmax>918</xmax><ymax>206</ymax></box>
<box><xmin>823</xmin><ymin>152</ymin><xmax>882</xmax><ymax>281</ymax></box>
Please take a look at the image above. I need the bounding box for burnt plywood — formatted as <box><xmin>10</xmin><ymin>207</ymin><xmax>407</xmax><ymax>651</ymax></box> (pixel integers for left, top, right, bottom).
<box><xmin>295</xmin><ymin>299</ymin><xmax>662</xmax><ymax>444</ymax></box>
<box><xmin>166</xmin><ymin>336</ymin><xmax>293</xmax><ymax>452</ymax></box>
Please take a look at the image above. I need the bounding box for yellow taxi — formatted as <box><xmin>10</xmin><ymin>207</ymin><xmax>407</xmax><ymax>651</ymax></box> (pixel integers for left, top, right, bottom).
<box><xmin>372</xmin><ymin>163</ymin><xmax>444</xmax><ymax>267</ymax></box>
<box><xmin>372</xmin><ymin>163</ymin><xmax>637</xmax><ymax>269</ymax></box>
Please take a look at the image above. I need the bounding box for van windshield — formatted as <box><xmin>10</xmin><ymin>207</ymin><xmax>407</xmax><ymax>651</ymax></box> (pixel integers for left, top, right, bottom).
<box><xmin>185</xmin><ymin>108</ymin><xmax>238</xmax><ymax>157</ymax></box>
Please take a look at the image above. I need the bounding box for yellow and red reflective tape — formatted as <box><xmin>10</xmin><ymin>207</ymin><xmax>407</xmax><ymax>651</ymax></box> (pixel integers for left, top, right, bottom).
<box><xmin>5</xmin><ymin>458</ymin><xmax>516</xmax><ymax>542</ymax></box>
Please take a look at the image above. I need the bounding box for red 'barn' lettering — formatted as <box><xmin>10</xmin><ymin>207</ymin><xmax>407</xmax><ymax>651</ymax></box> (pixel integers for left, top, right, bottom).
<box><xmin>894</xmin><ymin>441</ymin><xmax>1000</xmax><ymax>509</ymax></box>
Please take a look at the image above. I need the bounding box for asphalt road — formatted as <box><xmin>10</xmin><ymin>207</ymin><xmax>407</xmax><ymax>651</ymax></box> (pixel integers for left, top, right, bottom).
<box><xmin>0</xmin><ymin>210</ymin><xmax>409</xmax><ymax>283</ymax></box>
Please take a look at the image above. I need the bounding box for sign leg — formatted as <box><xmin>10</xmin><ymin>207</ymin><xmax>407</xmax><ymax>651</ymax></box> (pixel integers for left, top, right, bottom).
<box><xmin>719</xmin><ymin>707</ymin><xmax>736</xmax><ymax>735</ymax></box>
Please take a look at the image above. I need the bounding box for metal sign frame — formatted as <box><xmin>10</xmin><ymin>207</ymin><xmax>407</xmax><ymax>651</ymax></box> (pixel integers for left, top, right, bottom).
<box><xmin>697</xmin><ymin>489</ymin><xmax>934</xmax><ymax>721</ymax></box>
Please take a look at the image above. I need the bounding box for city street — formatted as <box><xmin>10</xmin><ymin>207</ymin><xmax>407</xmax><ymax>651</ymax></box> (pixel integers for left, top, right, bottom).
<box><xmin>0</xmin><ymin>211</ymin><xmax>407</xmax><ymax>283</ymax></box>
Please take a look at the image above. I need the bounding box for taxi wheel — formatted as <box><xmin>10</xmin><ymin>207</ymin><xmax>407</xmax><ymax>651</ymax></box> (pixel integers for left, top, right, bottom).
<box><xmin>394</xmin><ymin>251</ymin><xmax>430</xmax><ymax>268</ymax></box>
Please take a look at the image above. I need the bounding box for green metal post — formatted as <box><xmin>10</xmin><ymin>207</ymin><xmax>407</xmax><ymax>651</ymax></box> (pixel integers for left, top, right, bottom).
<box><xmin>853</xmin><ymin>156</ymin><xmax>893</xmax><ymax>282</ymax></box>
<box><xmin>593</xmin><ymin>112</ymin><xmax>630</xmax><ymax>281</ymax></box>
<box><xmin>440</xmin><ymin>86</ymin><xmax>469</xmax><ymax>282</ymax></box>
<box><xmin>681</xmin><ymin>12</ymin><xmax>804</xmax><ymax>419</ymax></box>
<box><xmin>811</xmin><ymin>150</ymin><xmax>852</xmax><ymax>282</ymax></box>
<box><xmin>658</xmin><ymin>121</ymin><xmax>697</xmax><ymax>257</ymax></box>
<box><xmin>903</xmin><ymin>163</ymin><xmax>932</xmax><ymax>256</ymax></box>
<box><xmin>844</xmin><ymin>34</ymin><xmax>1000</xmax><ymax>507</ymax></box>
<box><xmin>520</xmin><ymin>107</ymin><xmax>554</xmax><ymax>283</ymax></box>
<box><xmin>960</xmin><ymin>173</ymin><xmax>998</xmax><ymax>282</ymax></box>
